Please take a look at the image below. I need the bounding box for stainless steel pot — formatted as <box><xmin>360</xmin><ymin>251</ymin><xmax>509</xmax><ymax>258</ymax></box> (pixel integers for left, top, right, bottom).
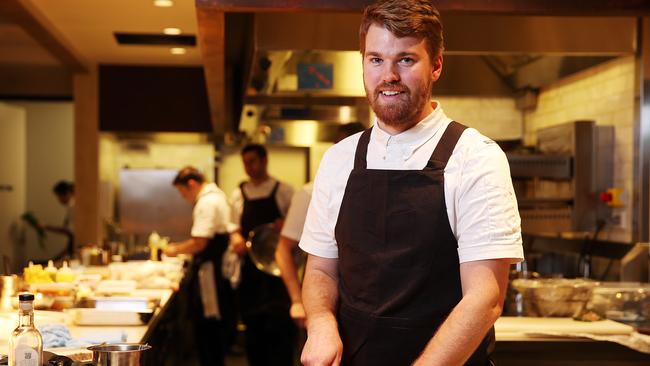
<box><xmin>87</xmin><ymin>343</ymin><xmax>151</xmax><ymax>366</ymax></box>
<box><xmin>0</xmin><ymin>275</ymin><xmax>17</xmax><ymax>311</ymax></box>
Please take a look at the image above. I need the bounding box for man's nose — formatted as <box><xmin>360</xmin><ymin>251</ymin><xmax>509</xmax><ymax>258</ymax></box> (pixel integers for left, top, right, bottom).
<box><xmin>381</xmin><ymin>63</ymin><xmax>400</xmax><ymax>83</ymax></box>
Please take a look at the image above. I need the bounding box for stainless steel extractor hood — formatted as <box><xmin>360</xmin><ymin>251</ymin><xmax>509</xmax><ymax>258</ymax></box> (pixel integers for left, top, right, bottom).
<box><xmin>221</xmin><ymin>12</ymin><xmax>636</xmax><ymax>143</ymax></box>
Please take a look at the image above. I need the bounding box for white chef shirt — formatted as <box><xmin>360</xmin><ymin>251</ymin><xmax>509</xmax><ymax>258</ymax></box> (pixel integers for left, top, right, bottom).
<box><xmin>229</xmin><ymin>178</ymin><xmax>295</xmax><ymax>230</ymax></box>
<box><xmin>191</xmin><ymin>183</ymin><xmax>236</xmax><ymax>238</ymax></box>
<box><xmin>299</xmin><ymin>102</ymin><xmax>524</xmax><ymax>264</ymax></box>
<box><xmin>63</xmin><ymin>198</ymin><xmax>75</xmax><ymax>233</ymax></box>
<box><xmin>280</xmin><ymin>182</ymin><xmax>314</xmax><ymax>241</ymax></box>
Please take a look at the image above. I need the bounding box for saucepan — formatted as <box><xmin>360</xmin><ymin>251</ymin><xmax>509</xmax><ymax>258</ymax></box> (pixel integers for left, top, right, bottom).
<box><xmin>246</xmin><ymin>223</ymin><xmax>306</xmax><ymax>277</ymax></box>
<box><xmin>0</xmin><ymin>275</ymin><xmax>17</xmax><ymax>311</ymax></box>
<box><xmin>87</xmin><ymin>343</ymin><xmax>151</xmax><ymax>366</ymax></box>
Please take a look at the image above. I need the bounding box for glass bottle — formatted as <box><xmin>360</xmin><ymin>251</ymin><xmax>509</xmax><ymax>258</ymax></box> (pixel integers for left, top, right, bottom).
<box><xmin>9</xmin><ymin>293</ymin><xmax>42</xmax><ymax>366</ymax></box>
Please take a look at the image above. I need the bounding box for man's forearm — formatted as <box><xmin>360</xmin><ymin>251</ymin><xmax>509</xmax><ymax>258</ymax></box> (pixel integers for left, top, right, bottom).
<box><xmin>412</xmin><ymin>293</ymin><xmax>502</xmax><ymax>366</ymax></box>
<box><xmin>303</xmin><ymin>256</ymin><xmax>339</xmax><ymax>326</ymax></box>
<box><xmin>276</xmin><ymin>236</ymin><xmax>302</xmax><ymax>304</ymax></box>
<box><xmin>413</xmin><ymin>259</ymin><xmax>510</xmax><ymax>366</ymax></box>
<box><xmin>169</xmin><ymin>238</ymin><xmax>207</xmax><ymax>255</ymax></box>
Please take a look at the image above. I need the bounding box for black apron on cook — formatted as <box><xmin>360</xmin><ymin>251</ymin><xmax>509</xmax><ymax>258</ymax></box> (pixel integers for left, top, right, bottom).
<box><xmin>239</xmin><ymin>181</ymin><xmax>295</xmax><ymax>366</ymax></box>
<box><xmin>187</xmin><ymin>232</ymin><xmax>233</xmax><ymax>366</ymax></box>
<box><xmin>239</xmin><ymin>181</ymin><xmax>292</xmax><ymax>317</ymax></box>
<box><xmin>335</xmin><ymin>122</ymin><xmax>495</xmax><ymax>366</ymax></box>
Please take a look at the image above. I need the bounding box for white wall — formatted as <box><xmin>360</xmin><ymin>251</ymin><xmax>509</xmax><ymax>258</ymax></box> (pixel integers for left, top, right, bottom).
<box><xmin>0</xmin><ymin>103</ymin><xmax>26</xmax><ymax>272</ymax></box>
<box><xmin>10</xmin><ymin>101</ymin><xmax>74</xmax><ymax>264</ymax></box>
<box><xmin>437</xmin><ymin>97</ymin><xmax>523</xmax><ymax>141</ymax></box>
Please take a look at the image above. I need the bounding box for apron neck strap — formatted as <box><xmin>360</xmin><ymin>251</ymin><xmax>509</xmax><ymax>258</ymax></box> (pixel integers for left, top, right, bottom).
<box><xmin>353</xmin><ymin>128</ymin><xmax>373</xmax><ymax>170</ymax></box>
<box><xmin>269</xmin><ymin>181</ymin><xmax>280</xmax><ymax>197</ymax></box>
<box><xmin>427</xmin><ymin>121</ymin><xmax>467</xmax><ymax>169</ymax></box>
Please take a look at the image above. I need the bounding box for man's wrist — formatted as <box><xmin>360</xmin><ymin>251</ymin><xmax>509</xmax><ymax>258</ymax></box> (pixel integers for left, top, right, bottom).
<box><xmin>306</xmin><ymin>311</ymin><xmax>337</xmax><ymax>330</ymax></box>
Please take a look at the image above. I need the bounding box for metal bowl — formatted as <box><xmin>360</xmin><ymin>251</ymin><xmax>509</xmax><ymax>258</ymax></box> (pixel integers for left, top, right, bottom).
<box><xmin>87</xmin><ymin>343</ymin><xmax>151</xmax><ymax>366</ymax></box>
<box><xmin>511</xmin><ymin>278</ymin><xmax>597</xmax><ymax>317</ymax></box>
<box><xmin>246</xmin><ymin>223</ymin><xmax>306</xmax><ymax>277</ymax></box>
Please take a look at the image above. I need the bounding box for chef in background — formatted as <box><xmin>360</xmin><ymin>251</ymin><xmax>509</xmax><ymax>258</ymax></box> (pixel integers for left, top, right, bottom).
<box><xmin>43</xmin><ymin>180</ymin><xmax>75</xmax><ymax>259</ymax></box>
<box><xmin>228</xmin><ymin>144</ymin><xmax>296</xmax><ymax>366</ymax></box>
<box><xmin>164</xmin><ymin>166</ymin><xmax>235</xmax><ymax>366</ymax></box>
<box><xmin>275</xmin><ymin>122</ymin><xmax>365</xmax><ymax>328</ymax></box>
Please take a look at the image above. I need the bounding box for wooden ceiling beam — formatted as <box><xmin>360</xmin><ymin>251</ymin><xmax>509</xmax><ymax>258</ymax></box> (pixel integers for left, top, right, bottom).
<box><xmin>195</xmin><ymin>0</ymin><xmax>650</xmax><ymax>16</ymax></box>
<box><xmin>0</xmin><ymin>0</ymin><xmax>87</xmax><ymax>72</ymax></box>
<box><xmin>196</xmin><ymin>8</ymin><xmax>226</xmax><ymax>137</ymax></box>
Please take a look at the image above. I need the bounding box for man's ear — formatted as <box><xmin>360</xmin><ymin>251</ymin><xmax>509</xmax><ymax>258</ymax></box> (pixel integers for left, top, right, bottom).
<box><xmin>431</xmin><ymin>54</ymin><xmax>443</xmax><ymax>82</ymax></box>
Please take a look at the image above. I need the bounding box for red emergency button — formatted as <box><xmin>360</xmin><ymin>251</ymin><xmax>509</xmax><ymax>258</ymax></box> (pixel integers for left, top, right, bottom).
<box><xmin>599</xmin><ymin>192</ymin><xmax>613</xmax><ymax>203</ymax></box>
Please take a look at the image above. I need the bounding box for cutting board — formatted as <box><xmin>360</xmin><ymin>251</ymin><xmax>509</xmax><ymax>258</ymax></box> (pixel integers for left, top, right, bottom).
<box><xmin>495</xmin><ymin>316</ymin><xmax>634</xmax><ymax>336</ymax></box>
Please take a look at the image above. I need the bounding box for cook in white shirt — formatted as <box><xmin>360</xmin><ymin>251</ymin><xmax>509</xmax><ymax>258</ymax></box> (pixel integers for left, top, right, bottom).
<box><xmin>164</xmin><ymin>166</ymin><xmax>235</xmax><ymax>366</ymax></box>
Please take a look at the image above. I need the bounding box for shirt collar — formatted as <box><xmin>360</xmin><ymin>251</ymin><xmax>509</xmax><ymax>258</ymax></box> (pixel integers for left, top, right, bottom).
<box><xmin>371</xmin><ymin>101</ymin><xmax>448</xmax><ymax>159</ymax></box>
<box><xmin>196</xmin><ymin>182</ymin><xmax>217</xmax><ymax>201</ymax></box>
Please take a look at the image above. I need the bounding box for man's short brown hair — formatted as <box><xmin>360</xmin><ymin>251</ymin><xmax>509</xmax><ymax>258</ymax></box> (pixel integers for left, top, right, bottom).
<box><xmin>359</xmin><ymin>0</ymin><xmax>444</xmax><ymax>62</ymax></box>
<box><xmin>173</xmin><ymin>166</ymin><xmax>205</xmax><ymax>186</ymax></box>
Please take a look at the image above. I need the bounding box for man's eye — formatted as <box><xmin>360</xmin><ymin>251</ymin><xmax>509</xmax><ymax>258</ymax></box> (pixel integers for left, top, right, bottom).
<box><xmin>399</xmin><ymin>58</ymin><xmax>414</xmax><ymax>65</ymax></box>
<box><xmin>369</xmin><ymin>57</ymin><xmax>382</xmax><ymax>64</ymax></box>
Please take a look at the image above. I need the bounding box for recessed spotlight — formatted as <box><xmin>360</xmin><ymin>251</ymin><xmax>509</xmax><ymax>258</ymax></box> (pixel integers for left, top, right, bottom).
<box><xmin>154</xmin><ymin>0</ymin><xmax>173</xmax><ymax>7</ymax></box>
<box><xmin>163</xmin><ymin>28</ymin><xmax>182</xmax><ymax>35</ymax></box>
<box><xmin>170</xmin><ymin>47</ymin><xmax>186</xmax><ymax>55</ymax></box>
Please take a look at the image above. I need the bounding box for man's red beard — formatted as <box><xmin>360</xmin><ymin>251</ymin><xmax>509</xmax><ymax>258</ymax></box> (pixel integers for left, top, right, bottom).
<box><xmin>366</xmin><ymin>80</ymin><xmax>432</xmax><ymax>128</ymax></box>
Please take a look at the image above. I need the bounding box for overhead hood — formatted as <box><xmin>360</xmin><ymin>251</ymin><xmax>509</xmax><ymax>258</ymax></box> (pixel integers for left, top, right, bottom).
<box><xmin>219</xmin><ymin>12</ymin><xmax>636</xmax><ymax>140</ymax></box>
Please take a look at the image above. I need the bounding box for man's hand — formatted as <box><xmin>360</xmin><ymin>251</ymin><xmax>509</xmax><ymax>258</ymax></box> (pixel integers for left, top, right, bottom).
<box><xmin>230</xmin><ymin>232</ymin><xmax>247</xmax><ymax>257</ymax></box>
<box><xmin>163</xmin><ymin>245</ymin><xmax>178</xmax><ymax>257</ymax></box>
<box><xmin>290</xmin><ymin>302</ymin><xmax>306</xmax><ymax>328</ymax></box>
<box><xmin>301</xmin><ymin>315</ymin><xmax>343</xmax><ymax>366</ymax></box>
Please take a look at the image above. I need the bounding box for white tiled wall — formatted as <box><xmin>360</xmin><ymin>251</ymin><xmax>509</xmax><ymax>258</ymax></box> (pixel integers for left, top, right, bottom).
<box><xmin>523</xmin><ymin>56</ymin><xmax>636</xmax><ymax>242</ymax></box>
<box><xmin>437</xmin><ymin>97</ymin><xmax>523</xmax><ymax>141</ymax></box>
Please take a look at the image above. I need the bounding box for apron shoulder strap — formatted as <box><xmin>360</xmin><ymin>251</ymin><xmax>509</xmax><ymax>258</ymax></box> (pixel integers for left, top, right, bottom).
<box><xmin>239</xmin><ymin>182</ymin><xmax>248</xmax><ymax>200</ymax></box>
<box><xmin>353</xmin><ymin>128</ymin><xmax>373</xmax><ymax>170</ymax></box>
<box><xmin>270</xmin><ymin>181</ymin><xmax>280</xmax><ymax>197</ymax></box>
<box><xmin>427</xmin><ymin>121</ymin><xmax>467</xmax><ymax>169</ymax></box>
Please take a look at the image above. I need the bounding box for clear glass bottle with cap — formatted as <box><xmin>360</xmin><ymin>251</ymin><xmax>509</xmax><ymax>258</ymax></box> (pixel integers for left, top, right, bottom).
<box><xmin>9</xmin><ymin>293</ymin><xmax>42</xmax><ymax>366</ymax></box>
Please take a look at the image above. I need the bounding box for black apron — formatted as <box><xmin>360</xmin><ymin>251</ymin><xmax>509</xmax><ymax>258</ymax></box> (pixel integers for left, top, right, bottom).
<box><xmin>239</xmin><ymin>181</ymin><xmax>296</xmax><ymax>366</ymax></box>
<box><xmin>239</xmin><ymin>181</ymin><xmax>292</xmax><ymax>316</ymax></box>
<box><xmin>184</xmin><ymin>232</ymin><xmax>233</xmax><ymax>366</ymax></box>
<box><xmin>335</xmin><ymin>122</ymin><xmax>494</xmax><ymax>366</ymax></box>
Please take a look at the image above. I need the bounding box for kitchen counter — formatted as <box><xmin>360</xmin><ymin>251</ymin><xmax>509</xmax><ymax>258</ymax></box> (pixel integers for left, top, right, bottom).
<box><xmin>0</xmin><ymin>289</ymin><xmax>172</xmax><ymax>359</ymax></box>
<box><xmin>493</xmin><ymin>316</ymin><xmax>650</xmax><ymax>365</ymax></box>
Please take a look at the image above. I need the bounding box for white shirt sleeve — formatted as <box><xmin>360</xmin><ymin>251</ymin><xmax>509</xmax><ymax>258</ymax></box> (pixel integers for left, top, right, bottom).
<box><xmin>281</xmin><ymin>184</ymin><xmax>312</xmax><ymax>241</ymax></box>
<box><xmin>299</xmin><ymin>150</ymin><xmax>341</xmax><ymax>258</ymax></box>
<box><xmin>191</xmin><ymin>194</ymin><xmax>230</xmax><ymax>238</ymax></box>
<box><xmin>452</xmin><ymin>137</ymin><xmax>523</xmax><ymax>264</ymax></box>
<box><xmin>276</xmin><ymin>182</ymin><xmax>295</xmax><ymax>217</ymax></box>
<box><xmin>229</xmin><ymin>188</ymin><xmax>243</xmax><ymax>231</ymax></box>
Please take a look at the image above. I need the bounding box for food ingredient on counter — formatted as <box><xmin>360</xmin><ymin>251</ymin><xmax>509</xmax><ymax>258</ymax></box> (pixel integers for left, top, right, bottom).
<box><xmin>45</xmin><ymin>261</ymin><xmax>57</xmax><ymax>281</ymax></box>
<box><xmin>23</xmin><ymin>262</ymin><xmax>53</xmax><ymax>284</ymax></box>
<box><xmin>55</xmin><ymin>262</ymin><xmax>75</xmax><ymax>283</ymax></box>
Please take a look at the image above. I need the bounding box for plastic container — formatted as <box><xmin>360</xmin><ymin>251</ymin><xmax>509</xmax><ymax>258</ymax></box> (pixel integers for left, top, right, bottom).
<box><xmin>511</xmin><ymin>278</ymin><xmax>598</xmax><ymax>317</ymax></box>
<box><xmin>586</xmin><ymin>282</ymin><xmax>650</xmax><ymax>323</ymax></box>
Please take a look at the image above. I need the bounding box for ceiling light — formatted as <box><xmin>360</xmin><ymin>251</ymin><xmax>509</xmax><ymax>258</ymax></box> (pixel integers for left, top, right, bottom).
<box><xmin>163</xmin><ymin>28</ymin><xmax>182</xmax><ymax>35</ymax></box>
<box><xmin>170</xmin><ymin>47</ymin><xmax>186</xmax><ymax>55</ymax></box>
<box><xmin>154</xmin><ymin>0</ymin><xmax>173</xmax><ymax>7</ymax></box>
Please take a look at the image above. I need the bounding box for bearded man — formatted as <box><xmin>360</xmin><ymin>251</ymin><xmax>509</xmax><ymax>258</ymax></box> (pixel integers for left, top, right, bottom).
<box><xmin>298</xmin><ymin>1</ymin><xmax>524</xmax><ymax>365</ymax></box>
